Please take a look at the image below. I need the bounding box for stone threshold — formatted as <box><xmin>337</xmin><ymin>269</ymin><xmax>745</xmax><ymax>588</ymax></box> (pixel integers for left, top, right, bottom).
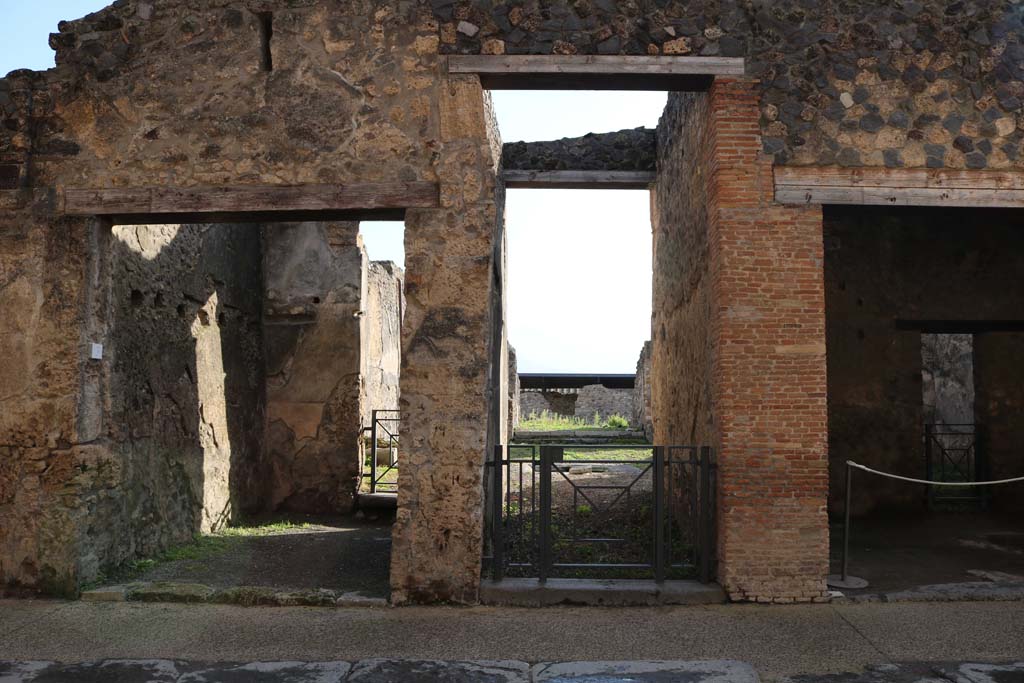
<box><xmin>832</xmin><ymin>580</ymin><xmax>1024</xmax><ymax>604</ymax></box>
<box><xmin>480</xmin><ymin>578</ymin><xmax>726</xmax><ymax>606</ymax></box>
<box><xmin>80</xmin><ymin>581</ymin><xmax>387</xmax><ymax>608</ymax></box>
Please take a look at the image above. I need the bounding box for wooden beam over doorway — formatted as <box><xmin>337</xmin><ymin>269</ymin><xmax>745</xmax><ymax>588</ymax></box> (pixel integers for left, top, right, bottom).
<box><xmin>448</xmin><ymin>55</ymin><xmax>745</xmax><ymax>91</ymax></box>
<box><xmin>502</xmin><ymin>169</ymin><xmax>655</xmax><ymax>189</ymax></box>
<box><xmin>775</xmin><ymin>167</ymin><xmax>1024</xmax><ymax>208</ymax></box>
<box><xmin>62</xmin><ymin>182</ymin><xmax>440</xmax><ymax>224</ymax></box>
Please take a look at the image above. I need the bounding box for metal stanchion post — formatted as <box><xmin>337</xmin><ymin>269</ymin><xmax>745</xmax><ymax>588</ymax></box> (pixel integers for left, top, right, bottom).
<box><xmin>827</xmin><ymin>462</ymin><xmax>868</xmax><ymax>590</ymax></box>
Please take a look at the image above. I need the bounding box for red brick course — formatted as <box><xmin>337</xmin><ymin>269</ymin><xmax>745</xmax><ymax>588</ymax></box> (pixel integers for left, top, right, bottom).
<box><xmin>706</xmin><ymin>80</ymin><xmax>830</xmax><ymax>603</ymax></box>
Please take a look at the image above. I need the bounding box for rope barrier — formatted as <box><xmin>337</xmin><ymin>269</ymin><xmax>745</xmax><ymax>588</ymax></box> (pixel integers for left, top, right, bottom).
<box><xmin>846</xmin><ymin>461</ymin><xmax>1024</xmax><ymax>486</ymax></box>
<box><xmin>831</xmin><ymin>459</ymin><xmax>1024</xmax><ymax>589</ymax></box>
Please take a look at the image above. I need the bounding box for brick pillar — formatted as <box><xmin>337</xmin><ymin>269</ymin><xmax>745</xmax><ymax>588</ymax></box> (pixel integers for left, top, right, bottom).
<box><xmin>707</xmin><ymin>80</ymin><xmax>829</xmax><ymax>603</ymax></box>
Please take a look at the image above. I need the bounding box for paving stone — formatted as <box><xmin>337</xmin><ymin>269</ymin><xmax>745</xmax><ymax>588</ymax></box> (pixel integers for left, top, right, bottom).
<box><xmin>179</xmin><ymin>661</ymin><xmax>351</xmax><ymax>683</ymax></box>
<box><xmin>0</xmin><ymin>661</ymin><xmax>54</xmax><ymax>682</ymax></box>
<box><xmin>532</xmin><ymin>660</ymin><xmax>759</xmax><ymax>683</ymax></box>
<box><xmin>781</xmin><ymin>662</ymin><xmax>1024</xmax><ymax>683</ymax></box>
<box><xmin>347</xmin><ymin>659</ymin><xmax>530</xmax><ymax>682</ymax></box>
<box><xmin>30</xmin><ymin>660</ymin><xmax>181</xmax><ymax>683</ymax></box>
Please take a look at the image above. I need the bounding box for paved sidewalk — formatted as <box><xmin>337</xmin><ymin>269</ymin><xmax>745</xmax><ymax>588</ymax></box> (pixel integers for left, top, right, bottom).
<box><xmin>0</xmin><ymin>599</ymin><xmax>1022</xmax><ymax>681</ymax></box>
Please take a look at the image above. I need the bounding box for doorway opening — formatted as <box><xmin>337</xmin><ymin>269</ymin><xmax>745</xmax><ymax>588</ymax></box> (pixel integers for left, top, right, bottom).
<box><xmin>485</xmin><ymin>89</ymin><xmax>717</xmax><ymax>586</ymax></box>
<box><xmin>825</xmin><ymin>206</ymin><xmax>1024</xmax><ymax>598</ymax></box>
<box><xmin>86</xmin><ymin>219</ymin><xmax>406</xmax><ymax>603</ymax></box>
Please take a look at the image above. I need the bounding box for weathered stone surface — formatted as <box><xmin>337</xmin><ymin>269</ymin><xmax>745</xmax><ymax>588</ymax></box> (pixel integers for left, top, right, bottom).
<box><xmin>633</xmin><ymin>342</ymin><xmax>653</xmax><ymax>441</ymax></box>
<box><xmin>502</xmin><ymin>128</ymin><xmax>656</xmax><ymax>172</ymax></box>
<box><xmin>521</xmin><ymin>385</ymin><xmax>634</xmax><ymax>424</ymax></box>
<box><xmin>362</xmin><ymin>260</ymin><xmax>404</xmax><ymax>425</ymax></box>
<box><xmin>348</xmin><ymin>659</ymin><xmax>529</xmax><ymax>683</ymax></box>
<box><xmin>533</xmin><ymin>660</ymin><xmax>758</xmax><ymax>683</ymax></box>
<box><xmin>262</xmin><ymin>222</ymin><xmax>364</xmax><ymax>515</ymax></box>
<box><xmin>389</xmin><ymin>75</ymin><xmax>503</xmax><ymax>605</ymax></box>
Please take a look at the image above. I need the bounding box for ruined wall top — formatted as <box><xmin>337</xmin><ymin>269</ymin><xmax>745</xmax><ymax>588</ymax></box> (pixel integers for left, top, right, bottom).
<box><xmin>502</xmin><ymin>128</ymin><xmax>655</xmax><ymax>172</ymax></box>
<box><xmin>0</xmin><ymin>0</ymin><xmax>1021</xmax><ymax>188</ymax></box>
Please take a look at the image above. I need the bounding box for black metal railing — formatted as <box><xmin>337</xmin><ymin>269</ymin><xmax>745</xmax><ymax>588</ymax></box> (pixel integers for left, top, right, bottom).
<box><xmin>484</xmin><ymin>443</ymin><xmax>716</xmax><ymax>584</ymax></box>
<box><xmin>924</xmin><ymin>423</ymin><xmax>986</xmax><ymax>507</ymax></box>
<box><xmin>365</xmin><ymin>409</ymin><xmax>400</xmax><ymax>494</ymax></box>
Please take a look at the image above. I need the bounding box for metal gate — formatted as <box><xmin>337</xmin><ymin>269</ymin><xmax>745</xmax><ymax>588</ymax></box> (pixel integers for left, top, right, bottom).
<box><xmin>484</xmin><ymin>444</ymin><xmax>716</xmax><ymax>583</ymax></box>
<box><xmin>925</xmin><ymin>423</ymin><xmax>986</xmax><ymax>507</ymax></box>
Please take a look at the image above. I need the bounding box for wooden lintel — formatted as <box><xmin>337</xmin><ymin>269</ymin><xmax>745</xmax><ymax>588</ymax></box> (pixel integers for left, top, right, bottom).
<box><xmin>502</xmin><ymin>170</ymin><xmax>655</xmax><ymax>190</ymax></box>
<box><xmin>449</xmin><ymin>55</ymin><xmax>744</xmax><ymax>91</ymax></box>
<box><xmin>62</xmin><ymin>182</ymin><xmax>440</xmax><ymax>222</ymax></box>
<box><xmin>775</xmin><ymin>167</ymin><xmax>1024</xmax><ymax>208</ymax></box>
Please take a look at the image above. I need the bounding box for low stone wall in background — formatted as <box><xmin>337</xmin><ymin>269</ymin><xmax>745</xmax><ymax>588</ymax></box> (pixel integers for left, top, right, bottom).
<box><xmin>519</xmin><ymin>385</ymin><xmax>634</xmax><ymax>425</ymax></box>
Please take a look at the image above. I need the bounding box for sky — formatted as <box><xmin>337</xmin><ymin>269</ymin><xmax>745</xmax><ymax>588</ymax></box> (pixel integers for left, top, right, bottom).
<box><xmin>2</xmin><ymin>2</ymin><xmax>666</xmax><ymax>374</ymax></box>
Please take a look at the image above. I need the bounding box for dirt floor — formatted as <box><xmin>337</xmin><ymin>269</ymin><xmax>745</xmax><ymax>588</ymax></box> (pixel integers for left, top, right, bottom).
<box><xmin>830</xmin><ymin>511</ymin><xmax>1024</xmax><ymax>595</ymax></box>
<box><xmin>134</xmin><ymin>514</ymin><xmax>394</xmax><ymax>599</ymax></box>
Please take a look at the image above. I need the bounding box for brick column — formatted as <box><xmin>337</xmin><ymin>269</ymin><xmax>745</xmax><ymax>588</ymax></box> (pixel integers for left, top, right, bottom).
<box><xmin>707</xmin><ymin>80</ymin><xmax>829</xmax><ymax>603</ymax></box>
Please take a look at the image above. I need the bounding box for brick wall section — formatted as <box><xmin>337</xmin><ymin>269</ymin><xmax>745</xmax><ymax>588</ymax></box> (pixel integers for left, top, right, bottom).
<box><xmin>706</xmin><ymin>80</ymin><xmax>829</xmax><ymax>603</ymax></box>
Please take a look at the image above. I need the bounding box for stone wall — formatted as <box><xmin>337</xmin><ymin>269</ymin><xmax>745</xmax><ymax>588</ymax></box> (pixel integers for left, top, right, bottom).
<box><xmin>975</xmin><ymin>333</ymin><xmax>1024</xmax><ymax>512</ymax></box>
<box><xmin>519</xmin><ymin>386</ymin><xmax>634</xmax><ymax>425</ymax></box>
<box><xmin>503</xmin><ymin>128</ymin><xmax>655</xmax><ymax>171</ymax></box>
<box><xmin>652</xmin><ymin>92</ymin><xmax>715</xmax><ymax>451</ymax></box>
<box><xmin>434</xmin><ymin>2</ymin><xmax>1024</xmax><ymax>171</ymax></box>
<box><xmin>104</xmin><ymin>223</ymin><xmax>265</xmax><ymax>572</ymax></box>
<box><xmin>575</xmin><ymin>385</ymin><xmax>634</xmax><ymax>423</ymax></box>
<box><xmin>363</xmin><ymin>260</ymin><xmax>404</xmax><ymax>423</ymax></box>
<box><xmin>1</xmin><ymin>215</ymin><xmax>112</xmax><ymax>595</ymax></box>
<box><xmin>262</xmin><ymin>222</ymin><xmax>365</xmax><ymax>515</ymax></box>
<box><xmin>507</xmin><ymin>347</ymin><xmax>520</xmax><ymax>436</ymax></box>
<box><xmin>0</xmin><ymin>2</ymin><xmax>505</xmax><ymax>600</ymax></box>
<box><xmin>825</xmin><ymin>205</ymin><xmax>1024</xmax><ymax>515</ymax></box>
<box><xmin>922</xmin><ymin>333</ymin><xmax>975</xmax><ymax>427</ymax></box>
<box><xmin>633</xmin><ymin>342</ymin><xmax>653</xmax><ymax>441</ymax></box>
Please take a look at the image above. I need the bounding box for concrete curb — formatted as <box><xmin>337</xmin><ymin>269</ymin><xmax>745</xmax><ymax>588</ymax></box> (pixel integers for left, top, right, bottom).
<box><xmin>80</xmin><ymin>582</ymin><xmax>389</xmax><ymax>608</ymax></box>
<box><xmin>480</xmin><ymin>578</ymin><xmax>727</xmax><ymax>606</ymax></box>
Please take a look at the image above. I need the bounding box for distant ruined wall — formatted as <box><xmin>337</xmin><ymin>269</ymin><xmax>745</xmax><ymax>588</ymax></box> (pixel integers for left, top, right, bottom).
<box><xmin>575</xmin><ymin>385</ymin><xmax>634</xmax><ymax>423</ymax></box>
<box><xmin>519</xmin><ymin>386</ymin><xmax>633</xmax><ymax>425</ymax></box>
<box><xmin>262</xmin><ymin>222</ymin><xmax>365</xmax><ymax>516</ymax></box>
<box><xmin>520</xmin><ymin>391</ymin><xmax>577</xmax><ymax>420</ymax></box>
<box><xmin>363</xmin><ymin>260</ymin><xmax>404</xmax><ymax>424</ymax></box>
<box><xmin>633</xmin><ymin>342</ymin><xmax>653</xmax><ymax>441</ymax></box>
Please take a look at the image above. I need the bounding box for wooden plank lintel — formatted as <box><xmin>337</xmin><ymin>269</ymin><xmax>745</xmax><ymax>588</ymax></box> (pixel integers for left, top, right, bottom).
<box><xmin>450</xmin><ymin>55</ymin><xmax>746</xmax><ymax>76</ymax></box>
<box><xmin>450</xmin><ymin>55</ymin><xmax>743</xmax><ymax>91</ymax></box>
<box><xmin>502</xmin><ymin>169</ymin><xmax>655</xmax><ymax>189</ymax></box>
<box><xmin>63</xmin><ymin>182</ymin><xmax>440</xmax><ymax>219</ymax></box>
<box><xmin>775</xmin><ymin>167</ymin><xmax>1024</xmax><ymax>208</ymax></box>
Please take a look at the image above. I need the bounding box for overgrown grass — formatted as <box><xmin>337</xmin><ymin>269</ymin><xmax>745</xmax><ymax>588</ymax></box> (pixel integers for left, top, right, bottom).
<box><xmin>518</xmin><ymin>410</ymin><xmax>633</xmax><ymax>432</ymax></box>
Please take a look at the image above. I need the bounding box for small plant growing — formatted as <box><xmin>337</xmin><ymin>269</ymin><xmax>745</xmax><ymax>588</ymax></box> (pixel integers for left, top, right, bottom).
<box><xmin>605</xmin><ymin>414</ymin><xmax>630</xmax><ymax>429</ymax></box>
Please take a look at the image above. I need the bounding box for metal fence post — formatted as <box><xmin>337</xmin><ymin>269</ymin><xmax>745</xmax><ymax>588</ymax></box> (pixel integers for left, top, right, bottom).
<box><xmin>370</xmin><ymin>410</ymin><xmax>379</xmax><ymax>494</ymax></box>
<box><xmin>842</xmin><ymin>461</ymin><xmax>852</xmax><ymax>583</ymax></box>
<box><xmin>653</xmin><ymin>446</ymin><xmax>666</xmax><ymax>583</ymax></box>
<box><xmin>539</xmin><ymin>446</ymin><xmax>554</xmax><ymax>584</ymax></box>
<box><xmin>492</xmin><ymin>444</ymin><xmax>505</xmax><ymax>582</ymax></box>
<box><xmin>924</xmin><ymin>422</ymin><xmax>933</xmax><ymax>508</ymax></box>
<box><xmin>699</xmin><ymin>446</ymin><xmax>713</xmax><ymax>584</ymax></box>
